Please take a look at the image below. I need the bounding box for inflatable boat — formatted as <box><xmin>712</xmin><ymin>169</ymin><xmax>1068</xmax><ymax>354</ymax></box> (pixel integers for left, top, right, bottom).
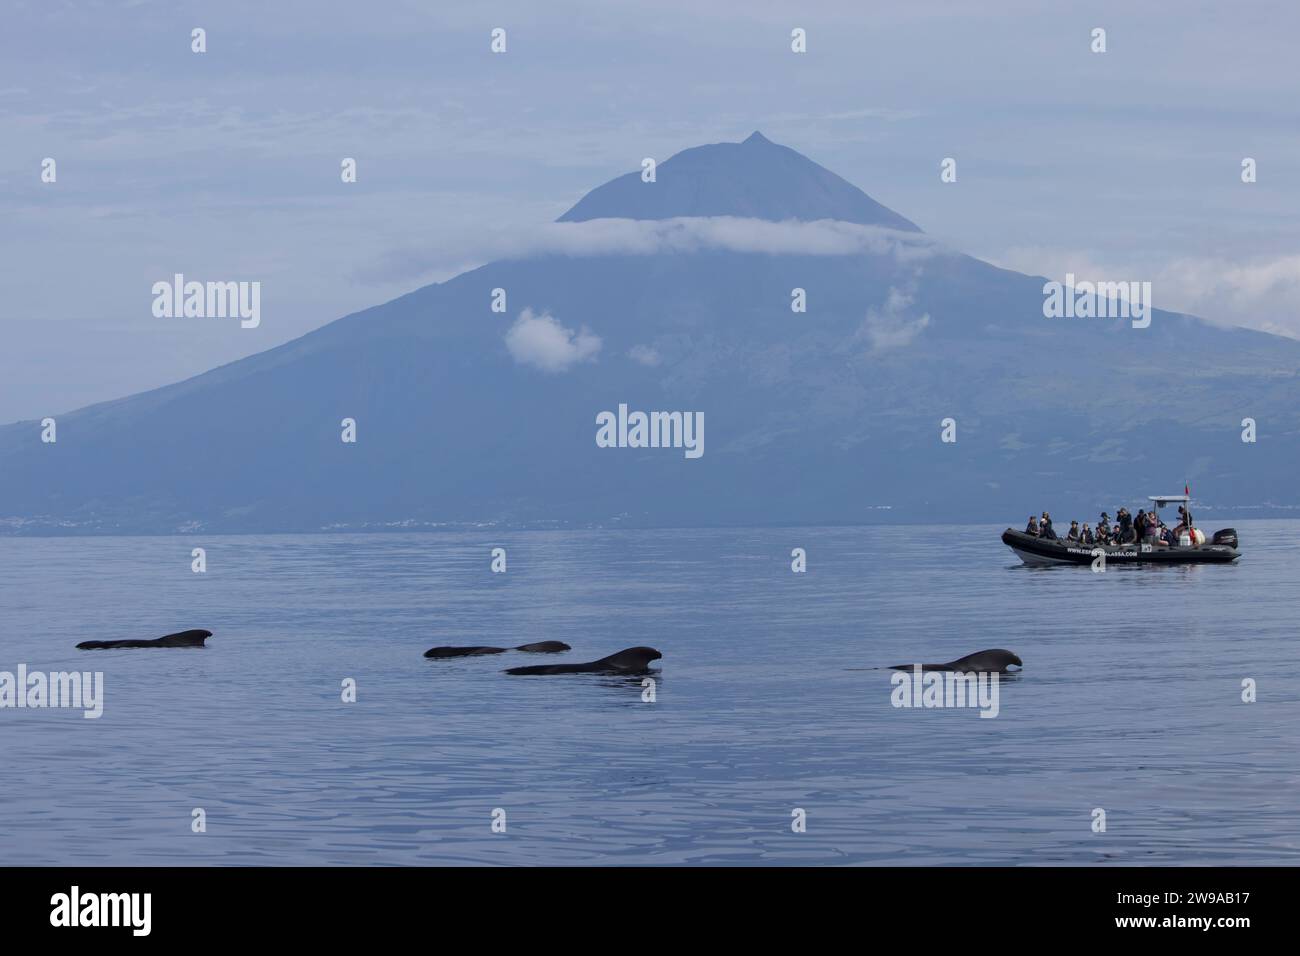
<box><xmin>1003</xmin><ymin>494</ymin><xmax>1241</xmax><ymax>566</ymax></box>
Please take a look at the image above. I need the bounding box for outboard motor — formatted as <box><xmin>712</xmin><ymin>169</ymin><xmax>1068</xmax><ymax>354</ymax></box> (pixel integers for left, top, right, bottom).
<box><xmin>1211</xmin><ymin>528</ymin><xmax>1238</xmax><ymax>549</ymax></box>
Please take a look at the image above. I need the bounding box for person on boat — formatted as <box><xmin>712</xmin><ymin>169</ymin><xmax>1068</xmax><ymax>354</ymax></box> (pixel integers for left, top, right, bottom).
<box><xmin>1080</xmin><ymin>523</ymin><xmax>1095</xmax><ymax>545</ymax></box>
<box><xmin>1117</xmin><ymin>509</ymin><xmax>1135</xmax><ymax>543</ymax></box>
<box><xmin>1160</xmin><ymin>523</ymin><xmax>1177</xmax><ymax>547</ymax></box>
<box><xmin>1040</xmin><ymin>512</ymin><xmax>1058</xmax><ymax>539</ymax></box>
<box><xmin>1135</xmin><ymin>509</ymin><xmax>1148</xmax><ymax>539</ymax></box>
<box><xmin>1025</xmin><ymin>515</ymin><xmax>1040</xmax><ymax>536</ymax></box>
<box><xmin>1143</xmin><ymin>516</ymin><xmax>1163</xmax><ymax>544</ymax></box>
<box><xmin>1097</xmin><ymin>512</ymin><xmax>1111</xmax><ymax>539</ymax></box>
<box><xmin>1066</xmin><ymin>520</ymin><xmax>1081</xmax><ymax>541</ymax></box>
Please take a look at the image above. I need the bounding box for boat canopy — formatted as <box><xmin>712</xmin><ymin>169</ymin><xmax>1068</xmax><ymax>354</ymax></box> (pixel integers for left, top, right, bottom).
<box><xmin>1148</xmin><ymin>494</ymin><xmax>1190</xmax><ymax>507</ymax></box>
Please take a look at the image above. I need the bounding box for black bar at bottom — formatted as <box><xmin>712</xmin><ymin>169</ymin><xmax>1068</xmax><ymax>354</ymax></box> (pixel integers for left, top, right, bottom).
<box><xmin>0</xmin><ymin>866</ymin><xmax>1280</xmax><ymax>940</ymax></box>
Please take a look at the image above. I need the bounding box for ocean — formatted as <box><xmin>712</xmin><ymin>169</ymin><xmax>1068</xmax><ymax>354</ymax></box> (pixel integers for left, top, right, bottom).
<box><xmin>1</xmin><ymin>520</ymin><xmax>1297</xmax><ymax>865</ymax></box>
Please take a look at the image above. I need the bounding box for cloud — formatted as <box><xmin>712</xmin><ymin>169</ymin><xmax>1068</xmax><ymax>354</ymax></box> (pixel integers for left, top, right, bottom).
<box><xmin>522</xmin><ymin>217</ymin><xmax>939</xmax><ymax>260</ymax></box>
<box><xmin>859</xmin><ymin>287</ymin><xmax>931</xmax><ymax>353</ymax></box>
<box><xmin>358</xmin><ymin>217</ymin><xmax>943</xmax><ymax>285</ymax></box>
<box><xmin>757</xmin><ymin>106</ymin><xmax>926</xmax><ymax>124</ymax></box>
<box><xmin>1150</xmin><ymin>254</ymin><xmax>1300</xmax><ymax>338</ymax></box>
<box><xmin>504</xmin><ymin>308</ymin><xmax>602</xmax><ymax>373</ymax></box>
<box><xmin>990</xmin><ymin>246</ymin><xmax>1300</xmax><ymax>339</ymax></box>
<box><xmin>627</xmin><ymin>344</ymin><xmax>662</xmax><ymax>366</ymax></box>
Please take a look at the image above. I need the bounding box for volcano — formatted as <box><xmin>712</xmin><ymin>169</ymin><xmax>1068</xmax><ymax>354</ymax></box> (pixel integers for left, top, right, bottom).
<box><xmin>1</xmin><ymin>132</ymin><xmax>1296</xmax><ymax>534</ymax></box>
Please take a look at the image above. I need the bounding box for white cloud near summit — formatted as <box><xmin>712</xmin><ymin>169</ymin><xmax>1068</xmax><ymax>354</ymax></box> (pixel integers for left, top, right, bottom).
<box><xmin>356</xmin><ymin>218</ymin><xmax>943</xmax><ymax>286</ymax></box>
<box><xmin>505</xmin><ymin>308</ymin><xmax>602</xmax><ymax>373</ymax></box>
<box><xmin>540</xmin><ymin>217</ymin><xmax>938</xmax><ymax>260</ymax></box>
<box><xmin>509</xmin><ymin>217</ymin><xmax>939</xmax><ymax>262</ymax></box>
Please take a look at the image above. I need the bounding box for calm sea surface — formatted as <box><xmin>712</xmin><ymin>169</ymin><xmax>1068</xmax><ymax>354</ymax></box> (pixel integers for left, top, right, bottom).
<box><xmin>1</xmin><ymin>521</ymin><xmax>1297</xmax><ymax>865</ymax></box>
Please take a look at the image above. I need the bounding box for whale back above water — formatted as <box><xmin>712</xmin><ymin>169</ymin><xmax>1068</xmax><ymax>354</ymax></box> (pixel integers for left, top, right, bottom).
<box><xmin>513</xmin><ymin>641</ymin><xmax>571</xmax><ymax>654</ymax></box>
<box><xmin>890</xmin><ymin>648</ymin><xmax>1022</xmax><ymax>673</ymax></box>
<box><xmin>424</xmin><ymin>646</ymin><xmax>507</xmax><ymax>658</ymax></box>
<box><xmin>76</xmin><ymin>629</ymin><xmax>212</xmax><ymax>650</ymax></box>
<box><xmin>424</xmin><ymin>641</ymin><xmax>571</xmax><ymax>659</ymax></box>
<box><xmin>505</xmin><ymin>646</ymin><xmax>662</xmax><ymax>676</ymax></box>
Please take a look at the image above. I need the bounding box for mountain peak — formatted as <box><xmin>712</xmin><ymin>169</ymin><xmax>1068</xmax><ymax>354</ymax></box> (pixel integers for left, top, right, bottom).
<box><xmin>558</xmin><ymin>133</ymin><xmax>921</xmax><ymax>232</ymax></box>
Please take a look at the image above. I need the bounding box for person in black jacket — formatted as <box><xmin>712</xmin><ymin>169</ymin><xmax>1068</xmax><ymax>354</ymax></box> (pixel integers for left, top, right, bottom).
<box><xmin>1040</xmin><ymin>512</ymin><xmax>1058</xmax><ymax>540</ymax></box>
<box><xmin>1025</xmin><ymin>515</ymin><xmax>1040</xmax><ymax>536</ymax></box>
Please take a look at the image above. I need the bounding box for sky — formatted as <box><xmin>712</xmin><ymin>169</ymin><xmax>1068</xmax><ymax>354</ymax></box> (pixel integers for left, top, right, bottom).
<box><xmin>3</xmin><ymin>0</ymin><xmax>1299</xmax><ymax>423</ymax></box>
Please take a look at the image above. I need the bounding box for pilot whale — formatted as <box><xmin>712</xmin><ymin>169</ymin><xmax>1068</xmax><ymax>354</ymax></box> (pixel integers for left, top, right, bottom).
<box><xmin>889</xmin><ymin>649</ymin><xmax>1022</xmax><ymax>673</ymax></box>
<box><xmin>424</xmin><ymin>641</ymin><xmax>570</xmax><ymax>659</ymax></box>
<box><xmin>77</xmin><ymin>629</ymin><xmax>212</xmax><ymax>650</ymax></box>
<box><xmin>505</xmin><ymin>646</ymin><xmax>662</xmax><ymax>676</ymax></box>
